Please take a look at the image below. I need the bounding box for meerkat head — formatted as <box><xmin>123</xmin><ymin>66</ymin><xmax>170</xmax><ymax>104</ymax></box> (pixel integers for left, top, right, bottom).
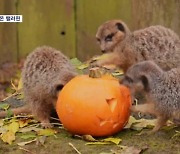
<box><xmin>120</xmin><ymin>61</ymin><xmax>163</xmax><ymax>95</ymax></box>
<box><xmin>53</xmin><ymin>70</ymin><xmax>77</xmax><ymax>98</ymax></box>
<box><xmin>96</xmin><ymin>20</ymin><xmax>131</xmax><ymax>53</ymax></box>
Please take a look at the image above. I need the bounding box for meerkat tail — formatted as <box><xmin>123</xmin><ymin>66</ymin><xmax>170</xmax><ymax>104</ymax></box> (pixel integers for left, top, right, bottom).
<box><xmin>0</xmin><ymin>105</ymin><xmax>31</xmax><ymax>118</ymax></box>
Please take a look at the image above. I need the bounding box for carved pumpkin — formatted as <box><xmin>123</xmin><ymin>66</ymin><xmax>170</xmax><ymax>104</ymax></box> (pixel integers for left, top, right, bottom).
<box><xmin>56</xmin><ymin>69</ymin><xmax>131</xmax><ymax>137</ymax></box>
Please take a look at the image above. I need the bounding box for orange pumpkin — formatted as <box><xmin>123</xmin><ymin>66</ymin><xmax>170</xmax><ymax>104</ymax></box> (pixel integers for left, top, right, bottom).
<box><xmin>56</xmin><ymin>71</ymin><xmax>131</xmax><ymax>137</ymax></box>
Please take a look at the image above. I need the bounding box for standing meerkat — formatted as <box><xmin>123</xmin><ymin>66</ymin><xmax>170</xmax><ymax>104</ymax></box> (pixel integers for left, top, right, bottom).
<box><xmin>0</xmin><ymin>46</ymin><xmax>77</xmax><ymax>128</ymax></box>
<box><xmin>121</xmin><ymin>61</ymin><xmax>180</xmax><ymax>132</ymax></box>
<box><xmin>95</xmin><ymin>20</ymin><xmax>180</xmax><ymax>72</ymax></box>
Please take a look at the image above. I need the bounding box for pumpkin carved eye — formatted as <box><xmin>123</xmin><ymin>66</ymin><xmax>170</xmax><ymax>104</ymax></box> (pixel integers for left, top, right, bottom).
<box><xmin>105</xmin><ymin>33</ymin><xmax>114</xmax><ymax>41</ymax></box>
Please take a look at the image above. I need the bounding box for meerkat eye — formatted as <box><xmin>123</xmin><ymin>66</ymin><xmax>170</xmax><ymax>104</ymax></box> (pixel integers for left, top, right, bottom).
<box><xmin>56</xmin><ymin>84</ymin><xmax>64</xmax><ymax>91</ymax></box>
<box><xmin>125</xmin><ymin>76</ymin><xmax>133</xmax><ymax>83</ymax></box>
<box><xmin>105</xmin><ymin>33</ymin><xmax>114</xmax><ymax>41</ymax></box>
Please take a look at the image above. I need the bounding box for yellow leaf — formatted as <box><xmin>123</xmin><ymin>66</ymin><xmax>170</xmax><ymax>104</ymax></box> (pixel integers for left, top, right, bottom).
<box><xmin>103</xmin><ymin>137</ymin><xmax>122</xmax><ymax>145</ymax></box>
<box><xmin>20</xmin><ymin>133</ymin><xmax>37</xmax><ymax>139</ymax></box>
<box><xmin>37</xmin><ymin>128</ymin><xmax>57</xmax><ymax>136</ymax></box>
<box><xmin>132</xmin><ymin>119</ymin><xmax>155</xmax><ymax>129</ymax></box>
<box><xmin>8</xmin><ymin>121</ymin><xmax>19</xmax><ymax>133</ymax></box>
<box><xmin>85</xmin><ymin>142</ymin><xmax>111</xmax><ymax>145</ymax></box>
<box><xmin>0</xmin><ymin>119</ymin><xmax>4</xmax><ymax>126</ymax></box>
<box><xmin>112</xmin><ymin>69</ymin><xmax>124</xmax><ymax>76</ymax></box>
<box><xmin>85</xmin><ymin>137</ymin><xmax>122</xmax><ymax>145</ymax></box>
<box><xmin>17</xmin><ymin>77</ymin><xmax>23</xmax><ymax>90</ymax></box>
<box><xmin>92</xmin><ymin>54</ymin><xmax>109</xmax><ymax>61</ymax></box>
<box><xmin>19</xmin><ymin>127</ymin><xmax>42</xmax><ymax>133</ymax></box>
<box><xmin>16</xmin><ymin>93</ymin><xmax>24</xmax><ymax>100</ymax></box>
<box><xmin>124</xmin><ymin>116</ymin><xmax>155</xmax><ymax>130</ymax></box>
<box><xmin>77</xmin><ymin>63</ymin><xmax>89</xmax><ymax>70</ymax></box>
<box><xmin>124</xmin><ymin>116</ymin><xmax>137</xmax><ymax>129</ymax></box>
<box><xmin>1</xmin><ymin>131</ymin><xmax>15</xmax><ymax>144</ymax></box>
<box><xmin>0</xmin><ymin>127</ymin><xmax>7</xmax><ymax>134</ymax></box>
<box><xmin>18</xmin><ymin>119</ymin><xmax>32</xmax><ymax>128</ymax></box>
<box><xmin>172</xmin><ymin>130</ymin><xmax>180</xmax><ymax>139</ymax></box>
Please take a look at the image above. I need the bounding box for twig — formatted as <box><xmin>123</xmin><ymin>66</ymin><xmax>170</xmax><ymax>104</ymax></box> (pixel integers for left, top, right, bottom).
<box><xmin>69</xmin><ymin>142</ymin><xmax>81</xmax><ymax>154</ymax></box>
<box><xmin>50</xmin><ymin>123</ymin><xmax>63</xmax><ymax>126</ymax></box>
<box><xmin>19</xmin><ymin>147</ymin><xmax>35</xmax><ymax>154</ymax></box>
<box><xmin>50</xmin><ymin>117</ymin><xmax>60</xmax><ymax>121</ymax></box>
<box><xmin>2</xmin><ymin>114</ymin><xmax>34</xmax><ymax>121</ymax></box>
<box><xmin>1</xmin><ymin>92</ymin><xmax>18</xmax><ymax>102</ymax></box>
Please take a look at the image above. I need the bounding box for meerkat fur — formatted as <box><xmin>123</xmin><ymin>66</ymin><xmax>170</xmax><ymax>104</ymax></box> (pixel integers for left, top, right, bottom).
<box><xmin>121</xmin><ymin>60</ymin><xmax>180</xmax><ymax>132</ymax></box>
<box><xmin>95</xmin><ymin>19</ymin><xmax>180</xmax><ymax>72</ymax></box>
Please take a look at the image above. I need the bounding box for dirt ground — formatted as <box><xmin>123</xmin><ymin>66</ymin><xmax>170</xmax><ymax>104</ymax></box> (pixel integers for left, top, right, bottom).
<box><xmin>0</xmin><ymin>122</ymin><xmax>179</xmax><ymax>154</ymax></box>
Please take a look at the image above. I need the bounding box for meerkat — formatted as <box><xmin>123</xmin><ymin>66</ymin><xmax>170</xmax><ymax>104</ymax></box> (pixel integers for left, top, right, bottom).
<box><xmin>0</xmin><ymin>46</ymin><xmax>77</xmax><ymax>128</ymax></box>
<box><xmin>120</xmin><ymin>60</ymin><xmax>180</xmax><ymax>132</ymax></box>
<box><xmin>95</xmin><ymin>19</ymin><xmax>180</xmax><ymax>72</ymax></box>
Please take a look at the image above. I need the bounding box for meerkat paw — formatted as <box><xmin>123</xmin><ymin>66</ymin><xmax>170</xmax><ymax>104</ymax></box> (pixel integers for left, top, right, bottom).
<box><xmin>41</xmin><ymin>122</ymin><xmax>53</xmax><ymax>128</ymax></box>
<box><xmin>89</xmin><ymin>60</ymin><xmax>103</xmax><ymax>68</ymax></box>
<box><xmin>40</xmin><ymin>119</ymin><xmax>53</xmax><ymax>128</ymax></box>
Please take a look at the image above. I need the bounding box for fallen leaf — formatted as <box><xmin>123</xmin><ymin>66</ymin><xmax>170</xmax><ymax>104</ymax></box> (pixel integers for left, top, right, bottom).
<box><xmin>16</xmin><ymin>93</ymin><xmax>24</xmax><ymax>100</ymax></box>
<box><xmin>37</xmin><ymin>128</ymin><xmax>57</xmax><ymax>136</ymax></box>
<box><xmin>77</xmin><ymin>63</ymin><xmax>89</xmax><ymax>70</ymax></box>
<box><xmin>124</xmin><ymin>116</ymin><xmax>137</xmax><ymax>129</ymax></box>
<box><xmin>19</xmin><ymin>127</ymin><xmax>42</xmax><ymax>133</ymax></box>
<box><xmin>8</xmin><ymin>121</ymin><xmax>19</xmax><ymax>133</ymax></box>
<box><xmin>0</xmin><ymin>103</ymin><xmax>10</xmax><ymax>110</ymax></box>
<box><xmin>17</xmin><ymin>139</ymin><xmax>37</xmax><ymax>146</ymax></box>
<box><xmin>0</xmin><ymin>127</ymin><xmax>7</xmax><ymax>134</ymax></box>
<box><xmin>82</xmin><ymin>135</ymin><xmax>97</xmax><ymax>142</ymax></box>
<box><xmin>132</xmin><ymin>119</ymin><xmax>155</xmax><ymax>130</ymax></box>
<box><xmin>17</xmin><ymin>77</ymin><xmax>23</xmax><ymax>90</ymax></box>
<box><xmin>70</xmin><ymin>58</ymin><xmax>82</xmax><ymax>67</ymax></box>
<box><xmin>124</xmin><ymin>116</ymin><xmax>155</xmax><ymax>131</ymax></box>
<box><xmin>103</xmin><ymin>137</ymin><xmax>122</xmax><ymax>145</ymax></box>
<box><xmin>20</xmin><ymin>133</ymin><xmax>37</xmax><ymax>139</ymax></box>
<box><xmin>112</xmin><ymin>70</ymin><xmax>124</xmax><ymax>76</ymax></box>
<box><xmin>172</xmin><ymin>130</ymin><xmax>180</xmax><ymax>139</ymax></box>
<box><xmin>1</xmin><ymin>131</ymin><xmax>15</xmax><ymax>144</ymax></box>
<box><xmin>36</xmin><ymin>136</ymin><xmax>46</xmax><ymax>145</ymax></box>
<box><xmin>85</xmin><ymin>142</ymin><xmax>111</xmax><ymax>145</ymax></box>
<box><xmin>92</xmin><ymin>54</ymin><xmax>109</xmax><ymax>61</ymax></box>
<box><xmin>121</xmin><ymin>146</ymin><xmax>142</xmax><ymax>154</ymax></box>
<box><xmin>85</xmin><ymin>137</ymin><xmax>122</xmax><ymax>145</ymax></box>
<box><xmin>0</xmin><ymin>119</ymin><xmax>4</xmax><ymax>126</ymax></box>
<box><xmin>18</xmin><ymin>119</ymin><xmax>32</xmax><ymax>128</ymax></box>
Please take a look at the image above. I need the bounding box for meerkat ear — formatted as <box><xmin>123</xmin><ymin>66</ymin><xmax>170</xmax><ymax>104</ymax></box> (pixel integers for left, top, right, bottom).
<box><xmin>140</xmin><ymin>75</ymin><xmax>150</xmax><ymax>92</ymax></box>
<box><xmin>116</xmin><ymin>22</ymin><xmax>125</xmax><ymax>32</ymax></box>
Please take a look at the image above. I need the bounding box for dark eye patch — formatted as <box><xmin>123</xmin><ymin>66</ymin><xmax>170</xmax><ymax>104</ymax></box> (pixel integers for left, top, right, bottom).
<box><xmin>125</xmin><ymin>76</ymin><xmax>133</xmax><ymax>83</ymax></box>
<box><xmin>105</xmin><ymin>33</ymin><xmax>114</xmax><ymax>41</ymax></box>
<box><xmin>56</xmin><ymin>84</ymin><xmax>64</xmax><ymax>91</ymax></box>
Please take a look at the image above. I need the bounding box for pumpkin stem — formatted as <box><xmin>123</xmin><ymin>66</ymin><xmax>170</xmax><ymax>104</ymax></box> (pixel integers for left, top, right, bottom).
<box><xmin>89</xmin><ymin>67</ymin><xmax>103</xmax><ymax>78</ymax></box>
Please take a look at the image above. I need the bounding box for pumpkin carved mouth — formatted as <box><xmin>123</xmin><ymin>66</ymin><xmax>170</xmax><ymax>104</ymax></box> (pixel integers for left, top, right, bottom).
<box><xmin>106</xmin><ymin>98</ymin><xmax>117</xmax><ymax>112</ymax></box>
